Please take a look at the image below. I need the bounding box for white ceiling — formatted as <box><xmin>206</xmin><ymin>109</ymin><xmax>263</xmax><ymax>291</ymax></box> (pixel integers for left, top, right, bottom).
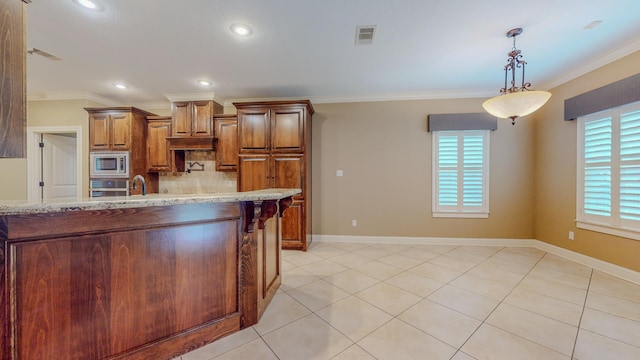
<box><xmin>26</xmin><ymin>0</ymin><xmax>640</xmax><ymax>108</ymax></box>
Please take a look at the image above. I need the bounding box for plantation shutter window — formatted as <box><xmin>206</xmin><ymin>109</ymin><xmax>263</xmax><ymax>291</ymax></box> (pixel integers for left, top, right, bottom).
<box><xmin>432</xmin><ymin>130</ymin><xmax>489</xmax><ymax>218</ymax></box>
<box><xmin>577</xmin><ymin>100</ymin><xmax>640</xmax><ymax>240</ymax></box>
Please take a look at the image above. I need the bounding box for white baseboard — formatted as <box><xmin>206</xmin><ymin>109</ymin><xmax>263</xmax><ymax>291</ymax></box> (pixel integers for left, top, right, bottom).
<box><xmin>312</xmin><ymin>235</ymin><xmax>640</xmax><ymax>285</ymax></box>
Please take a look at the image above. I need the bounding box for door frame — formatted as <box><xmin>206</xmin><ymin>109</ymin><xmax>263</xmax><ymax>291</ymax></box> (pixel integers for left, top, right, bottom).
<box><xmin>26</xmin><ymin>126</ymin><xmax>83</xmax><ymax>202</ymax></box>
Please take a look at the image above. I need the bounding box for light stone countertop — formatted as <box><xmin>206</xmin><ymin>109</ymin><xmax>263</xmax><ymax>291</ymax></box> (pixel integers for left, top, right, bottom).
<box><xmin>0</xmin><ymin>189</ymin><xmax>301</xmax><ymax>216</ymax></box>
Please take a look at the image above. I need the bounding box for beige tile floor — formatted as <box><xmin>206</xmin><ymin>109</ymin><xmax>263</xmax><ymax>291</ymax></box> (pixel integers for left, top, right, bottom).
<box><xmin>176</xmin><ymin>242</ymin><xmax>640</xmax><ymax>360</ymax></box>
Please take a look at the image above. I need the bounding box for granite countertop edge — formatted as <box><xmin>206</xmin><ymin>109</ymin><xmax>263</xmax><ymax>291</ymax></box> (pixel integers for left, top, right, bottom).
<box><xmin>0</xmin><ymin>189</ymin><xmax>301</xmax><ymax>216</ymax></box>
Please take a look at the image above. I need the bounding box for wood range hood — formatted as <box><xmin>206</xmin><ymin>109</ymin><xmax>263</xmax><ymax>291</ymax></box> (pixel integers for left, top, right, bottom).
<box><xmin>166</xmin><ymin>136</ymin><xmax>217</xmax><ymax>151</ymax></box>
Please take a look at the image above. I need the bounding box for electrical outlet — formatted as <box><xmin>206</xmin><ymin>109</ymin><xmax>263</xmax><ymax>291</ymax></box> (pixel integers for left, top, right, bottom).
<box><xmin>336</xmin><ymin>169</ymin><xmax>344</xmax><ymax>177</ymax></box>
<box><xmin>352</xmin><ymin>219</ymin><xmax>357</xmax><ymax>227</ymax></box>
<box><xmin>568</xmin><ymin>231</ymin><xmax>574</xmax><ymax>240</ymax></box>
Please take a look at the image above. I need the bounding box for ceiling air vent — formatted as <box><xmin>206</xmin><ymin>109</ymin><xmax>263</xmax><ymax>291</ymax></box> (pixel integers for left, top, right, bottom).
<box><xmin>27</xmin><ymin>48</ymin><xmax>62</xmax><ymax>61</ymax></box>
<box><xmin>355</xmin><ymin>25</ymin><xmax>376</xmax><ymax>46</ymax></box>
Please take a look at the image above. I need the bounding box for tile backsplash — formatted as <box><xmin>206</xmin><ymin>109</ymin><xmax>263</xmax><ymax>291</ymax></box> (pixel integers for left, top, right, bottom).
<box><xmin>159</xmin><ymin>151</ymin><xmax>237</xmax><ymax>194</ymax></box>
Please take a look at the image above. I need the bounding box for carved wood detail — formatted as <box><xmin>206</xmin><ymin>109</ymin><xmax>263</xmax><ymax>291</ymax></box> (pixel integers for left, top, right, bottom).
<box><xmin>278</xmin><ymin>197</ymin><xmax>293</xmax><ymax>217</ymax></box>
<box><xmin>258</xmin><ymin>201</ymin><xmax>278</xmax><ymax>230</ymax></box>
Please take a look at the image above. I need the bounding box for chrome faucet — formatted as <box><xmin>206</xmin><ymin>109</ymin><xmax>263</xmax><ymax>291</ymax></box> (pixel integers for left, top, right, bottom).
<box><xmin>132</xmin><ymin>175</ymin><xmax>147</xmax><ymax>196</ymax></box>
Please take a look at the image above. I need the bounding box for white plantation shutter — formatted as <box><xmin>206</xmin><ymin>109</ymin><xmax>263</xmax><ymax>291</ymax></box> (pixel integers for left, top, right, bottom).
<box><xmin>433</xmin><ymin>130</ymin><xmax>489</xmax><ymax>217</ymax></box>
<box><xmin>583</xmin><ymin>116</ymin><xmax>612</xmax><ymax>217</ymax></box>
<box><xmin>620</xmin><ymin>109</ymin><xmax>640</xmax><ymax>222</ymax></box>
<box><xmin>577</xmin><ymin>101</ymin><xmax>640</xmax><ymax>240</ymax></box>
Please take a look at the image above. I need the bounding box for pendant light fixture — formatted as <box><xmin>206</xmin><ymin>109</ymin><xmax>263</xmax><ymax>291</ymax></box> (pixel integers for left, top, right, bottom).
<box><xmin>482</xmin><ymin>28</ymin><xmax>551</xmax><ymax>125</ymax></box>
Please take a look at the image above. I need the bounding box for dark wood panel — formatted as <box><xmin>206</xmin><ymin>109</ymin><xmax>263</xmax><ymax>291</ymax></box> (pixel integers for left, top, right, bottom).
<box><xmin>12</xmin><ymin>218</ymin><xmax>241</xmax><ymax>360</ymax></box>
<box><xmin>6</xmin><ymin>203</ymin><xmax>241</xmax><ymax>241</ymax></box>
<box><xmin>238</xmin><ymin>156</ymin><xmax>270</xmax><ymax>192</ymax></box>
<box><xmin>281</xmin><ymin>201</ymin><xmax>304</xmax><ymax>250</ymax></box>
<box><xmin>271</xmin><ymin>108</ymin><xmax>304</xmax><ymax>151</ymax></box>
<box><xmin>214</xmin><ymin>116</ymin><xmax>238</xmax><ymax>171</ymax></box>
<box><xmin>261</xmin><ymin>214</ymin><xmax>280</xmax><ymax>304</ymax></box>
<box><xmin>0</xmin><ymin>225</ymin><xmax>6</xmax><ymax>360</ymax></box>
<box><xmin>171</xmin><ymin>102</ymin><xmax>191</xmax><ymax>136</ymax></box>
<box><xmin>191</xmin><ymin>101</ymin><xmax>213</xmax><ymax>136</ymax></box>
<box><xmin>110</xmin><ymin>113</ymin><xmax>132</xmax><ymax>150</ymax></box>
<box><xmin>238</xmin><ymin>109</ymin><xmax>269</xmax><ymax>152</ymax></box>
<box><xmin>89</xmin><ymin>113</ymin><xmax>111</xmax><ymax>150</ymax></box>
<box><xmin>0</xmin><ymin>0</ymin><xmax>26</xmax><ymax>158</ymax></box>
<box><xmin>16</xmin><ymin>240</ymin><xmax>73</xmax><ymax>359</ymax></box>
<box><xmin>147</xmin><ymin>118</ymin><xmax>172</xmax><ymax>172</ymax></box>
<box><xmin>272</xmin><ymin>156</ymin><xmax>304</xmax><ymax>198</ymax></box>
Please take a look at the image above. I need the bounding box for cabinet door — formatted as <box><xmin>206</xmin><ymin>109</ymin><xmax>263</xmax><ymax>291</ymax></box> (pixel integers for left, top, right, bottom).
<box><xmin>281</xmin><ymin>200</ymin><xmax>304</xmax><ymax>249</ymax></box>
<box><xmin>110</xmin><ymin>113</ymin><xmax>132</xmax><ymax>150</ymax></box>
<box><xmin>89</xmin><ymin>113</ymin><xmax>110</xmax><ymax>150</ymax></box>
<box><xmin>191</xmin><ymin>101</ymin><xmax>213</xmax><ymax>136</ymax></box>
<box><xmin>147</xmin><ymin>119</ymin><xmax>172</xmax><ymax>172</ymax></box>
<box><xmin>238</xmin><ymin>156</ymin><xmax>270</xmax><ymax>192</ymax></box>
<box><xmin>272</xmin><ymin>155</ymin><xmax>304</xmax><ymax>198</ymax></box>
<box><xmin>271</xmin><ymin>107</ymin><xmax>304</xmax><ymax>152</ymax></box>
<box><xmin>238</xmin><ymin>108</ymin><xmax>270</xmax><ymax>153</ymax></box>
<box><xmin>171</xmin><ymin>102</ymin><xmax>191</xmax><ymax>136</ymax></box>
<box><xmin>214</xmin><ymin>117</ymin><xmax>238</xmax><ymax>171</ymax></box>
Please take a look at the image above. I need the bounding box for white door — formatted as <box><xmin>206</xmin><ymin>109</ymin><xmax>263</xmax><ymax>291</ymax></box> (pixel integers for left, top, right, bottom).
<box><xmin>42</xmin><ymin>133</ymin><xmax>78</xmax><ymax>201</ymax></box>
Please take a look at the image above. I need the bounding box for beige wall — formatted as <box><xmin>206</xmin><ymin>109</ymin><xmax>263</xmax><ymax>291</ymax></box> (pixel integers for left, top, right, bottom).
<box><xmin>312</xmin><ymin>99</ymin><xmax>535</xmax><ymax>239</ymax></box>
<box><xmin>0</xmin><ymin>99</ymin><xmax>98</xmax><ymax>200</ymax></box>
<box><xmin>534</xmin><ymin>50</ymin><xmax>640</xmax><ymax>272</ymax></box>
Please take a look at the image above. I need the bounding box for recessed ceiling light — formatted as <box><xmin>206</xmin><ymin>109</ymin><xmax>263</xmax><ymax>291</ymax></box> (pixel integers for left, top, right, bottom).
<box><xmin>114</xmin><ymin>83</ymin><xmax>128</xmax><ymax>90</ymax></box>
<box><xmin>73</xmin><ymin>0</ymin><xmax>104</xmax><ymax>11</ymax></box>
<box><xmin>230</xmin><ymin>23</ymin><xmax>253</xmax><ymax>36</ymax></box>
<box><xmin>197</xmin><ymin>80</ymin><xmax>212</xmax><ymax>87</ymax></box>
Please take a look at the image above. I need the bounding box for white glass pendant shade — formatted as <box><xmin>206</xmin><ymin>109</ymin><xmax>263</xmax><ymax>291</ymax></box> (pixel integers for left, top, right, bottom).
<box><xmin>482</xmin><ymin>90</ymin><xmax>551</xmax><ymax>119</ymax></box>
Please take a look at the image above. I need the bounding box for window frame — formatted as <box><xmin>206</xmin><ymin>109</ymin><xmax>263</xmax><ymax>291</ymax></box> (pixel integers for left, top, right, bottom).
<box><xmin>576</xmin><ymin>100</ymin><xmax>640</xmax><ymax>241</ymax></box>
<box><xmin>432</xmin><ymin>129</ymin><xmax>490</xmax><ymax>218</ymax></box>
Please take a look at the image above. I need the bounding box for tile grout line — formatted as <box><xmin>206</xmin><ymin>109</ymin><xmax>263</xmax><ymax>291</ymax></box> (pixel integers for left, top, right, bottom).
<box><xmin>570</xmin><ymin>267</ymin><xmax>594</xmax><ymax>360</ymax></box>
<box><xmin>451</xmin><ymin>248</ymin><xmax>551</xmax><ymax>358</ymax></box>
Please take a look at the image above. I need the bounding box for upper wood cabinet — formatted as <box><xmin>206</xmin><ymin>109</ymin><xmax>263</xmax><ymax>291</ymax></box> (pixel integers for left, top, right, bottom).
<box><xmin>213</xmin><ymin>114</ymin><xmax>238</xmax><ymax>172</ymax></box>
<box><xmin>88</xmin><ymin>111</ymin><xmax>132</xmax><ymax>150</ymax></box>
<box><xmin>146</xmin><ymin>116</ymin><xmax>172</xmax><ymax>172</ymax></box>
<box><xmin>85</xmin><ymin>107</ymin><xmax>158</xmax><ymax>193</ymax></box>
<box><xmin>171</xmin><ymin>100</ymin><xmax>214</xmax><ymax>137</ymax></box>
<box><xmin>0</xmin><ymin>0</ymin><xmax>28</xmax><ymax>158</ymax></box>
<box><xmin>237</xmin><ymin>106</ymin><xmax>305</xmax><ymax>153</ymax></box>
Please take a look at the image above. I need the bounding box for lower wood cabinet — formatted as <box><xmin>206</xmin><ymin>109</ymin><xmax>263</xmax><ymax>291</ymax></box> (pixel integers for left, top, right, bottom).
<box><xmin>1</xmin><ymin>198</ymin><xmax>292</xmax><ymax>360</ymax></box>
<box><xmin>238</xmin><ymin>155</ymin><xmax>308</xmax><ymax>250</ymax></box>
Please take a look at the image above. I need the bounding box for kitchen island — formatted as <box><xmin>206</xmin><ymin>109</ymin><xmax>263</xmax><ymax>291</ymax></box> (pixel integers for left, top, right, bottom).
<box><xmin>0</xmin><ymin>189</ymin><xmax>298</xmax><ymax>360</ymax></box>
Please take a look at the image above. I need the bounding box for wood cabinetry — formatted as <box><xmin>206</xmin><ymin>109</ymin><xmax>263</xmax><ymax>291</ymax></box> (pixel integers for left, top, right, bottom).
<box><xmin>89</xmin><ymin>111</ymin><xmax>132</xmax><ymax>150</ymax></box>
<box><xmin>1</xmin><ymin>196</ymin><xmax>293</xmax><ymax>360</ymax></box>
<box><xmin>0</xmin><ymin>0</ymin><xmax>28</xmax><ymax>158</ymax></box>
<box><xmin>171</xmin><ymin>100</ymin><xmax>214</xmax><ymax>137</ymax></box>
<box><xmin>214</xmin><ymin>114</ymin><xmax>238</xmax><ymax>171</ymax></box>
<box><xmin>236</xmin><ymin>100</ymin><xmax>314</xmax><ymax>250</ymax></box>
<box><xmin>146</xmin><ymin>116</ymin><xmax>173</xmax><ymax>172</ymax></box>
<box><xmin>86</xmin><ymin>107</ymin><xmax>159</xmax><ymax>194</ymax></box>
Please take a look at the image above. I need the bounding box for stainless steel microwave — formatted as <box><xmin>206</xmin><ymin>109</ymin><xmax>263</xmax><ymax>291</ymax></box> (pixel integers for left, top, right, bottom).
<box><xmin>90</xmin><ymin>151</ymin><xmax>129</xmax><ymax>178</ymax></box>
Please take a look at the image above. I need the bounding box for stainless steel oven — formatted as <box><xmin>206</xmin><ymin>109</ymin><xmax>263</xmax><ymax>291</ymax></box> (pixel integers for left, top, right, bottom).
<box><xmin>90</xmin><ymin>151</ymin><xmax>130</xmax><ymax>178</ymax></box>
<box><xmin>89</xmin><ymin>179</ymin><xmax>129</xmax><ymax>197</ymax></box>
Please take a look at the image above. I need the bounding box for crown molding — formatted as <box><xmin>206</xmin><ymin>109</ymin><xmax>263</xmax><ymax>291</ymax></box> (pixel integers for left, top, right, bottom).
<box><xmin>130</xmin><ymin>102</ymin><xmax>171</xmax><ymax>111</ymax></box>
<box><xmin>540</xmin><ymin>37</ymin><xmax>640</xmax><ymax>91</ymax></box>
<box><xmin>223</xmin><ymin>89</ymin><xmax>494</xmax><ymax>107</ymax></box>
<box><xmin>164</xmin><ymin>92</ymin><xmax>223</xmax><ymax>104</ymax></box>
